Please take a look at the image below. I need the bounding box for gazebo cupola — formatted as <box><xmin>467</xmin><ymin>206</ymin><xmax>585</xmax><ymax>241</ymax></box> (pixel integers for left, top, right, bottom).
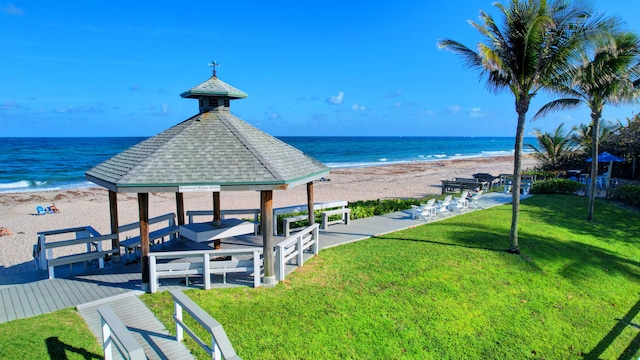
<box><xmin>179</xmin><ymin>61</ymin><xmax>248</xmax><ymax>113</ymax></box>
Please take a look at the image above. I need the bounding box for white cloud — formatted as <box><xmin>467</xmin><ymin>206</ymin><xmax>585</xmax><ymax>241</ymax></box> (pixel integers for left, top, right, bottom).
<box><xmin>392</xmin><ymin>102</ymin><xmax>403</xmax><ymax>109</ymax></box>
<box><xmin>448</xmin><ymin>105</ymin><xmax>462</xmax><ymax>114</ymax></box>
<box><xmin>52</xmin><ymin>105</ymin><xmax>99</xmax><ymax>114</ymax></box>
<box><xmin>153</xmin><ymin>104</ymin><xmax>171</xmax><ymax>116</ymax></box>
<box><xmin>268</xmin><ymin>112</ymin><xmax>280</xmax><ymax>120</ymax></box>
<box><xmin>0</xmin><ymin>101</ymin><xmax>21</xmax><ymax>110</ymax></box>
<box><xmin>352</xmin><ymin>103</ymin><xmax>367</xmax><ymax>111</ymax></box>
<box><xmin>383</xmin><ymin>90</ymin><xmax>403</xmax><ymax>98</ymax></box>
<box><xmin>327</xmin><ymin>91</ymin><xmax>344</xmax><ymax>105</ymax></box>
<box><xmin>1</xmin><ymin>4</ymin><xmax>24</xmax><ymax>15</ymax></box>
<box><xmin>469</xmin><ymin>107</ymin><xmax>487</xmax><ymax>118</ymax></box>
<box><xmin>420</xmin><ymin>109</ymin><xmax>436</xmax><ymax>116</ymax></box>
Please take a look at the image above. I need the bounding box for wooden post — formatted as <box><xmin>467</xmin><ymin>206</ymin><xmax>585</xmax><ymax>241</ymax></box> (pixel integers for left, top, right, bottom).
<box><xmin>175</xmin><ymin>192</ymin><xmax>185</xmax><ymax>226</ymax></box>
<box><xmin>138</xmin><ymin>193</ymin><xmax>150</xmax><ymax>291</ymax></box>
<box><xmin>306</xmin><ymin>182</ymin><xmax>314</xmax><ymax>226</ymax></box>
<box><xmin>213</xmin><ymin>191</ymin><xmax>221</xmax><ymax>249</ymax></box>
<box><xmin>108</xmin><ymin>190</ymin><xmax>121</xmax><ymax>262</ymax></box>
<box><xmin>261</xmin><ymin>190</ymin><xmax>276</xmax><ymax>286</ymax></box>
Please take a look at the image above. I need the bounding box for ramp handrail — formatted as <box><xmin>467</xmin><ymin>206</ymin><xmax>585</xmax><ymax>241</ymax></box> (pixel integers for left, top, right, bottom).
<box><xmin>170</xmin><ymin>290</ymin><xmax>241</xmax><ymax>360</ymax></box>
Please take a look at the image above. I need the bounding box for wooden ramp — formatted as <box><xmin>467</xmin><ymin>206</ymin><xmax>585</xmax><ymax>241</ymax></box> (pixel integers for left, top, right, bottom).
<box><xmin>77</xmin><ymin>291</ymin><xmax>194</xmax><ymax>360</ymax></box>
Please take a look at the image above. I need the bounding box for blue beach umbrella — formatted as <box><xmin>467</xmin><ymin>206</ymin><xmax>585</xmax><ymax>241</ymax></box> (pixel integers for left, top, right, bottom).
<box><xmin>586</xmin><ymin>152</ymin><xmax>625</xmax><ymax>186</ymax></box>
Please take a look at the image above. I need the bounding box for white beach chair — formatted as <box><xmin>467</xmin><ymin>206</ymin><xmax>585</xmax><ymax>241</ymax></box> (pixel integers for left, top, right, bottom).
<box><xmin>436</xmin><ymin>195</ymin><xmax>453</xmax><ymax>217</ymax></box>
<box><xmin>469</xmin><ymin>192</ymin><xmax>484</xmax><ymax>210</ymax></box>
<box><xmin>411</xmin><ymin>199</ymin><xmax>436</xmax><ymax>221</ymax></box>
<box><xmin>449</xmin><ymin>194</ymin><xmax>469</xmax><ymax>213</ymax></box>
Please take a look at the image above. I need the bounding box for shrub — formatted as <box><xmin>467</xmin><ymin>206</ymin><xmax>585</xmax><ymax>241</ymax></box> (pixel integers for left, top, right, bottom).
<box><xmin>530</xmin><ymin>178</ymin><xmax>584</xmax><ymax>194</ymax></box>
<box><xmin>611</xmin><ymin>185</ymin><xmax>640</xmax><ymax>208</ymax></box>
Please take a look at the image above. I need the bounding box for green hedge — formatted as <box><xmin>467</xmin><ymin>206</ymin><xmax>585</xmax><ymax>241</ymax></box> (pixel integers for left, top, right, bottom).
<box><xmin>611</xmin><ymin>185</ymin><xmax>640</xmax><ymax>208</ymax></box>
<box><xmin>530</xmin><ymin>179</ymin><xmax>584</xmax><ymax>194</ymax></box>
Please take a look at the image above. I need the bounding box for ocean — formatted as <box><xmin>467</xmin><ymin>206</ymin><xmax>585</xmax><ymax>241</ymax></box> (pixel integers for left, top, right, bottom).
<box><xmin>0</xmin><ymin>136</ymin><xmax>534</xmax><ymax>193</ymax></box>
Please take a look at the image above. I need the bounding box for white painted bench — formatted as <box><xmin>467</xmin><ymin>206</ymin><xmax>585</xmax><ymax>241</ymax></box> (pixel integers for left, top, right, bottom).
<box><xmin>276</xmin><ymin>224</ymin><xmax>319</xmax><ymax>281</ymax></box>
<box><xmin>97</xmin><ymin>306</ymin><xmax>146</xmax><ymax>360</ymax></box>
<box><xmin>118</xmin><ymin>213</ymin><xmax>179</xmax><ymax>262</ymax></box>
<box><xmin>170</xmin><ymin>290</ymin><xmax>241</xmax><ymax>360</ymax></box>
<box><xmin>282</xmin><ymin>214</ymin><xmax>309</xmax><ymax>237</ymax></box>
<box><xmin>35</xmin><ymin>226</ymin><xmax>119</xmax><ymax>279</ymax></box>
<box><xmin>149</xmin><ymin>248</ymin><xmax>263</xmax><ymax>293</ymax></box>
<box><xmin>321</xmin><ymin>208</ymin><xmax>351</xmax><ymax>229</ymax></box>
<box><xmin>274</xmin><ymin>200</ymin><xmax>348</xmax><ymax>236</ymax></box>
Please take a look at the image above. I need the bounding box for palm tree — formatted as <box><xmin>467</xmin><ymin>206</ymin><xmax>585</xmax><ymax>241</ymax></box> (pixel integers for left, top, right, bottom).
<box><xmin>527</xmin><ymin>123</ymin><xmax>577</xmax><ymax>170</ymax></box>
<box><xmin>438</xmin><ymin>0</ymin><xmax>601</xmax><ymax>254</ymax></box>
<box><xmin>534</xmin><ymin>31</ymin><xmax>640</xmax><ymax>220</ymax></box>
<box><xmin>571</xmin><ymin>120</ymin><xmax>616</xmax><ymax>155</ymax></box>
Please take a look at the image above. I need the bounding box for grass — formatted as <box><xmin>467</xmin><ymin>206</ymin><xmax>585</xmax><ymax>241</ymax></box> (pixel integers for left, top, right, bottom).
<box><xmin>141</xmin><ymin>194</ymin><xmax>640</xmax><ymax>359</ymax></box>
<box><xmin>0</xmin><ymin>307</ymin><xmax>102</xmax><ymax>359</ymax></box>
<box><xmin>2</xmin><ymin>194</ymin><xmax>639</xmax><ymax>359</ymax></box>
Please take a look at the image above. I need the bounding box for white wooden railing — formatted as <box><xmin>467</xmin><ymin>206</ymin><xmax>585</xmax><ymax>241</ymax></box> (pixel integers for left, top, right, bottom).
<box><xmin>149</xmin><ymin>248</ymin><xmax>263</xmax><ymax>293</ymax></box>
<box><xmin>275</xmin><ymin>224</ymin><xmax>319</xmax><ymax>281</ymax></box>
<box><xmin>35</xmin><ymin>226</ymin><xmax>118</xmax><ymax>279</ymax></box>
<box><xmin>171</xmin><ymin>290</ymin><xmax>242</xmax><ymax>360</ymax></box>
<box><xmin>97</xmin><ymin>306</ymin><xmax>145</xmax><ymax>360</ymax></box>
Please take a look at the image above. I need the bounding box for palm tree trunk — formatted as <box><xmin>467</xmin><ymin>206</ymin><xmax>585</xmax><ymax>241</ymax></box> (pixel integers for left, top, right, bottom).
<box><xmin>509</xmin><ymin>100</ymin><xmax>529</xmax><ymax>254</ymax></box>
<box><xmin>587</xmin><ymin>111</ymin><xmax>601</xmax><ymax>221</ymax></box>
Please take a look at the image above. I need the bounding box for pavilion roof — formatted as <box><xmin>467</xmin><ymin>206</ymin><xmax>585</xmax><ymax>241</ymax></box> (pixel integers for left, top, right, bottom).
<box><xmin>85</xmin><ymin>111</ymin><xmax>330</xmax><ymax>193</ymax></box>
<box><xmin>179</xmin><ymin>75</ymin><xmax>248</xmax><ymax>99</ymax></box>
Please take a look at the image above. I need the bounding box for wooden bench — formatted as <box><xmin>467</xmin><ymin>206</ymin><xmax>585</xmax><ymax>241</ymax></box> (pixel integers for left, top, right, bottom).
<box><xmin>35</xmin><ymin>227</ymin><xmax>119</xmax><ymax>279</ymax></box>
<box><xmin>118</xmin><ymin>213</ymin><xmax>179</xmax><ymax>262</ymax></box>
<box><xmin>274</xmin><ymin>200</ymin><xmax>348</xmax><ymax>236</ymax></box>
<box><xmin>321</xmin><ymin>208</ymin><xmax>351</xmax><ymax>229</ymax></box>
<box><xmin>149</xmin><ymin>248</ymin><xmax>263</xmax><ymax>293</ymax></box>
<box><xmin>283</xmin><ymin>214</ymin><xmax>309</xmax><ymax>237</ymax></box>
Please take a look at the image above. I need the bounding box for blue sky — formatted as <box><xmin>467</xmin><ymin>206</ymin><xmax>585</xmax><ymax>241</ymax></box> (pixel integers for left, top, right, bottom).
<box><xmin>1</xmin><ymin>1</ymin><xmax>639</xmax><ymax>137</ymax></box>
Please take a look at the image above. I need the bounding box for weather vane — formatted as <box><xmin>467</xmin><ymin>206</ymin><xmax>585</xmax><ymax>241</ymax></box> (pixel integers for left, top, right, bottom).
<box><xmin>208</xmin><ymin>60</ymin><xmax>219</xmax><ymax>76</ymax></box>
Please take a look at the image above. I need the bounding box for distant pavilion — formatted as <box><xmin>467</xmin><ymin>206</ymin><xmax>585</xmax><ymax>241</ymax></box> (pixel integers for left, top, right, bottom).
<box><xmin>86</xmin><ymin>66</ymin><xmax>330</xmax><ymax>289</ymax></box>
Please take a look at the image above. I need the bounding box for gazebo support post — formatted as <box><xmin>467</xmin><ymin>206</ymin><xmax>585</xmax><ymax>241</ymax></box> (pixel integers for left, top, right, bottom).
<box><xmin>138</xmin><ymin>193</ymin><xmax>150</xmax><ymax>291</ymax></box>
<box><xmin>108</xmin><ymin>190</ymin><xmax>121</xmax><ymax>263</ymax></box>
<box><xmin>261</xmin><ymin>190</ymin><xmax>277</xmax><ymax>287</ymax></box>
<box><xmin>175</xmin><ymin>192</ymin><xmax>185</xmax><ymax>226</ymax></box>
<box><xmin>213</xmin><ymin>191</ymin><xmax>222</xmax><ymax>250</ymax></box>
<box><xmin>306</xmin><ymin>182</ymin><xmax>314</xmax><ymax>226</ymax></box>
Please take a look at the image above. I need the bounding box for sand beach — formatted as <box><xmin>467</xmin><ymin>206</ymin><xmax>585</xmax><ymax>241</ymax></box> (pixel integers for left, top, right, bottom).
<box><xmin>0</xmin><ymin>155</ymin><xmax>535</xmax><ymax>275</ymax></box>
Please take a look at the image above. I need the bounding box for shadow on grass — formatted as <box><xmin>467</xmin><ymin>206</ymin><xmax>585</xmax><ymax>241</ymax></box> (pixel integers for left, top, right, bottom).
<box><xmin>585</xmin><ymin>297</ymin><xmax>640</xmax><ymax>359</ymax></box>
<box><xmin>45</xmin><ymin>336</ymin><xmax>101</xmax><ymax>360</ymax></box>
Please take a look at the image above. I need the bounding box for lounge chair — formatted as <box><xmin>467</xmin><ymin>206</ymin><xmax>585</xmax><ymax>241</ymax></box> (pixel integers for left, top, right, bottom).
<box><xmin>469</xmin><ymin>192</ymin><xmax>484</xmax><ymax>210</ymax></box>
<box><xmin>411</xmin><ymin>199</ymin><xmax>436</xmax><ymax>221</ymax></box>
<box><xmin>436</xmin><ymin>195</ymin><xmax>453</xmax><ymax>217</ymax></box>
<box><xmin>449</xmin><ymin>194</ymin><xmax>469</xmax><ymax>213</ymax></box>
<box><xmin>36</xmin><ymin>206</ymin><xmax>47</xmax><ymax>215</ymax></box>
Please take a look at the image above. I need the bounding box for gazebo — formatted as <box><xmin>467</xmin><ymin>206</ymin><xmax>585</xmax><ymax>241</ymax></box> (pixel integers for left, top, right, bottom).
<box><xmin>86</xmin><ymin>66</ymin><xmax>330</xmax><ymax>290</ymax></box>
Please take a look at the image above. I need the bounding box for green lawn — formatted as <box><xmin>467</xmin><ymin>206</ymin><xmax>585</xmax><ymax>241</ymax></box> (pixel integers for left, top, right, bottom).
<box><xmin>142</xmin><ymin>195</ymin><xmax>640</xmax><ymax>359</ymax></box>
<box><xmin>0</xmin><ymin>308</ymin><xmax>102</xmax><ymax>359</ymax></box>
<box><xmin>1</xmin><ymin>195</ymin><xmax>639</xmax><ymax>359</ymax></box>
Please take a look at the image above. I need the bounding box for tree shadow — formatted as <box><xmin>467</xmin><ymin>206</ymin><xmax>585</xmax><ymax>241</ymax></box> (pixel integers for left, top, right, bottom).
<box><xmin>583</xmin><ymin>297</ymin><xmax>640</xmax><ymax>359</ymax></box>
<box><xmin>45</xmin><ymin>336</ymin><xmax>101</xmax><ymax>360</ymax></box>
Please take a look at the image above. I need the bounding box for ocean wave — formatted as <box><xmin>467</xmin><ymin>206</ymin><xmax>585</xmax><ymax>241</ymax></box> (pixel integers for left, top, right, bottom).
<box><xmin>0</xmin><ymin>180</ymin><xmax>94</xmax><ymax>194</ymax></box>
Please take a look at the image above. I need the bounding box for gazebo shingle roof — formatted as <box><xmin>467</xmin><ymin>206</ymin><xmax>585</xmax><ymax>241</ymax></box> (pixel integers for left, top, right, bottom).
<box><xmin>179</xmin><ymin>75</ymin><xmax>248</xmax><ymax>99</ymax></box>
<box><xmin>86</xmin><ymin>111</ymin><xmax>330</xmax><ymax>192</ymax></box>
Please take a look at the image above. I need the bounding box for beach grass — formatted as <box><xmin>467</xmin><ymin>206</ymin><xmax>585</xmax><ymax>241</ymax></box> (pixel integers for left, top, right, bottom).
<box><xmin>140</xmin><ymin>194</ymin><xmax>640</xmax><ymax>359</ymax></box>
<box><xmin>0</xmin><ymin>307</ymin><xmax>102</xmax><ymax>359</ymax></box>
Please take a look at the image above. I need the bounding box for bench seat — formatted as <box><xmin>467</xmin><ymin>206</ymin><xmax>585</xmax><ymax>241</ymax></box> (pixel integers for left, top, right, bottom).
<box><xmin>321</xmin><ymin>208</ymin><xmax>351</xmax><ymax>229</ymax></box>
<box><xmin>48</xmin><ymin>248</ymin><xmax>119</xmax><ymax>278</ymax></box>
<box><xmin>120</xmin><ymin>225</ymin><xmax>180</xmax><ymax>261</ymax></box>
<box><xmin>283</xmin><ymin>214</ymin><xmax>309</xmax><ymax>237</ymax></box>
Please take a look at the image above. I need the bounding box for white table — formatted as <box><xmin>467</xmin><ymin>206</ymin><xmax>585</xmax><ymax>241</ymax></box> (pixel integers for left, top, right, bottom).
<box><xmin>179</xmin><ymin>219</ymin><xmax>255</xmax><ymax>243</ymax></box>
